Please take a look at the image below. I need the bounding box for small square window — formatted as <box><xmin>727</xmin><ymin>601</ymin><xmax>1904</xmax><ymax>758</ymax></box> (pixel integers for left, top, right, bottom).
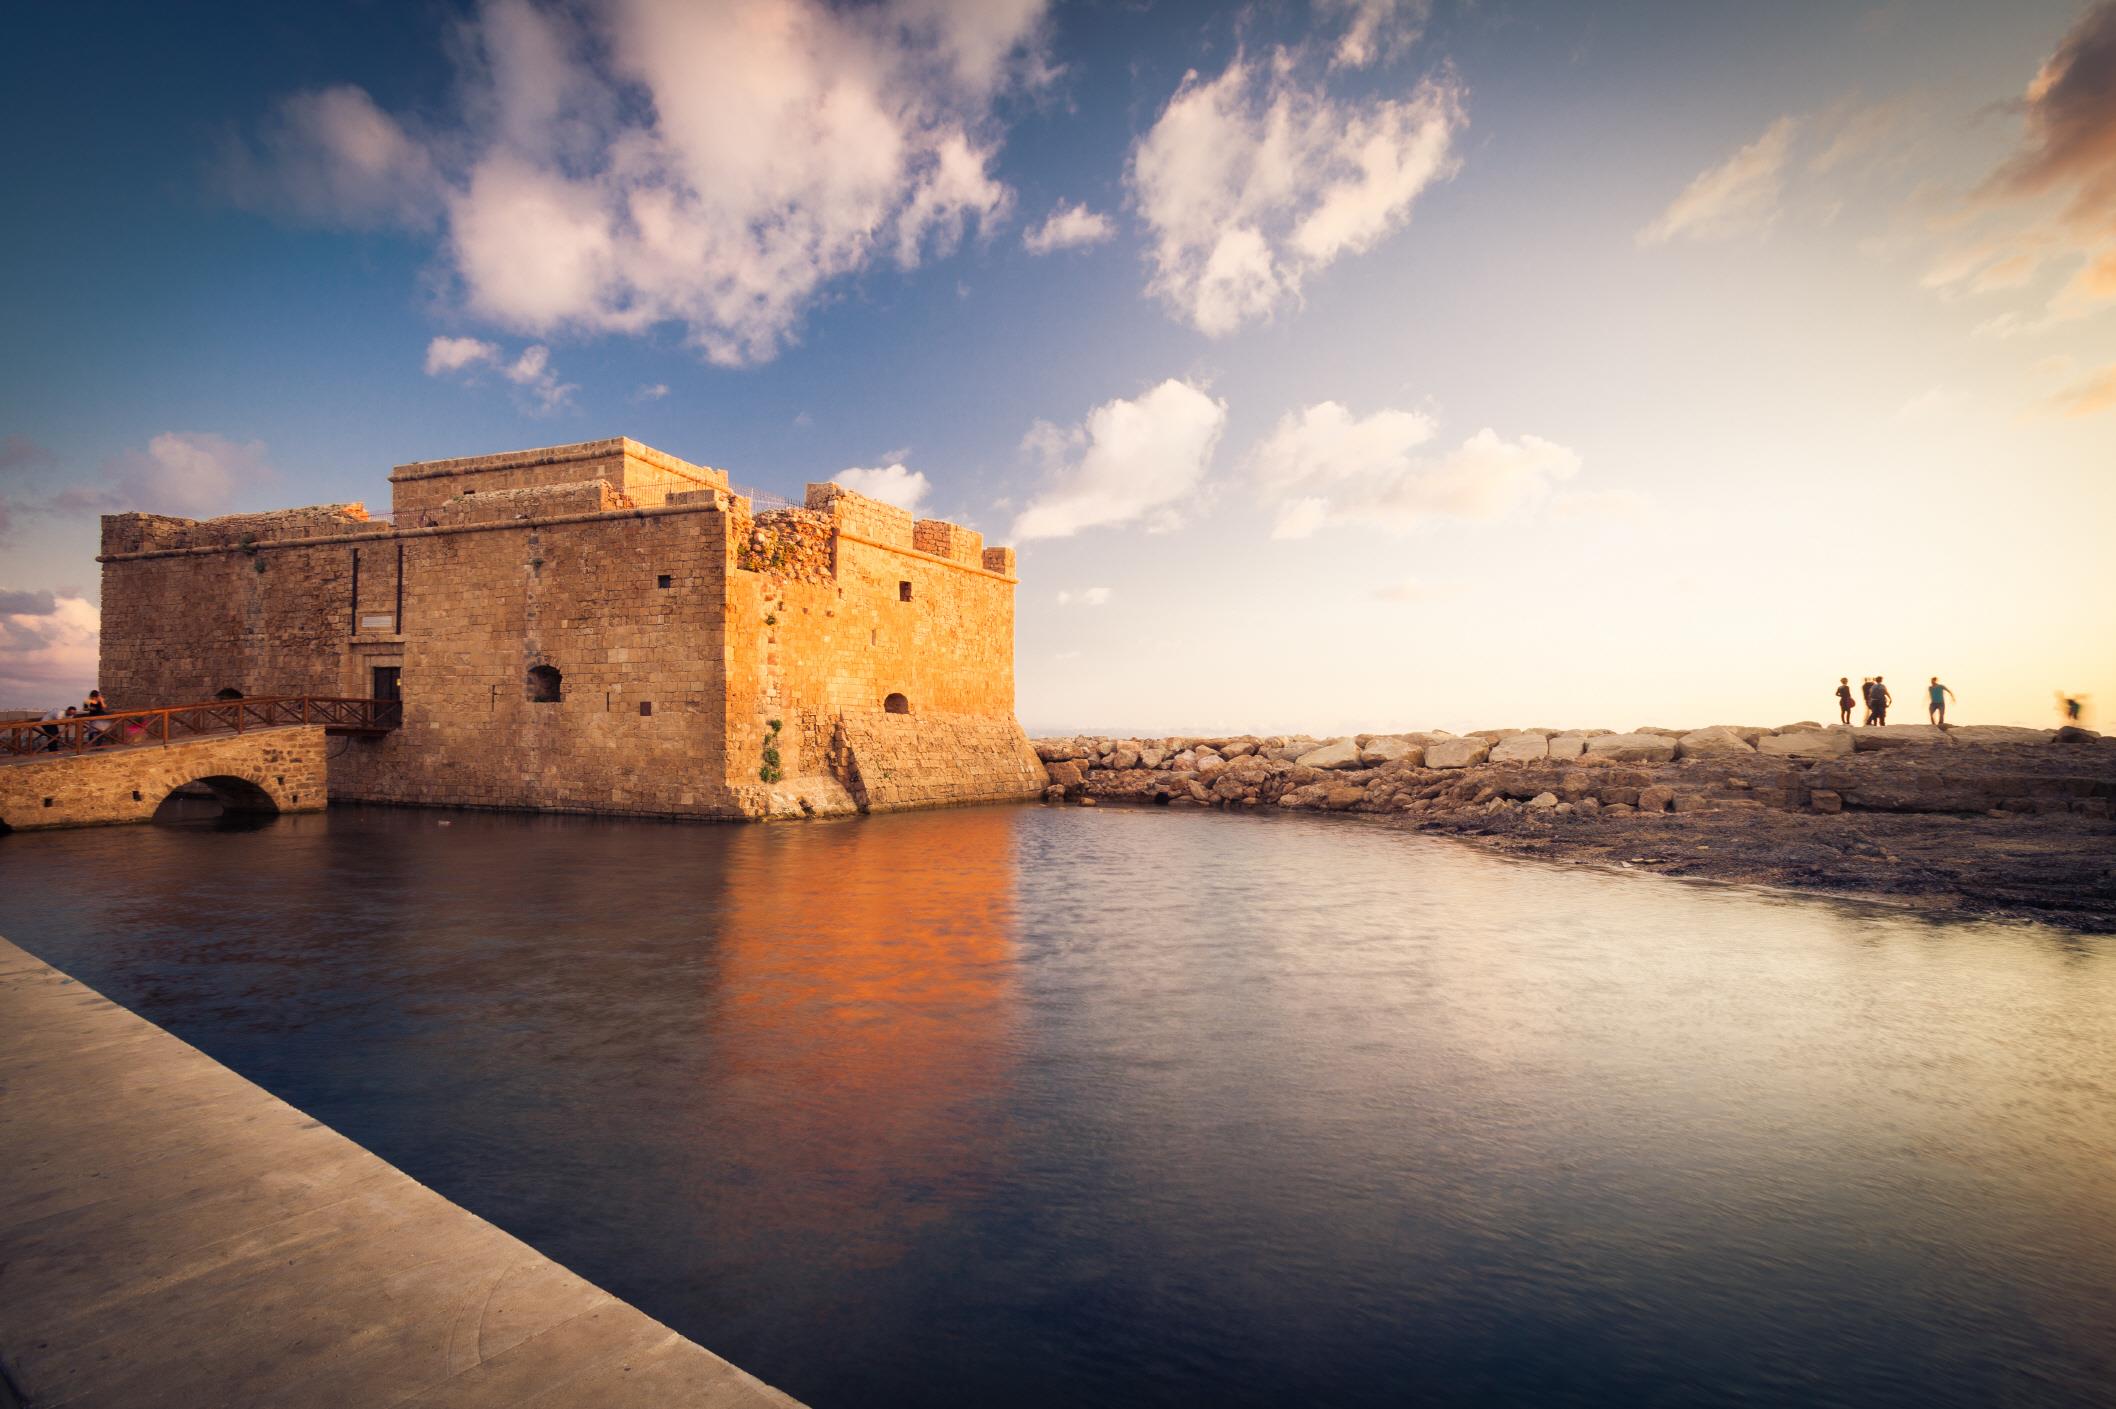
<box><xmin>639</xmin><ymin>701</ymin><xmax>653</xmax><ymax>717</ymax></box>
<box><xmin>657</xmin><ymin>574</ymin><xmax>672</xmax><ymax>589</ymax></box>
<box><xmin>898</xmin><ymin>580</ymin><xmax>912</xmax><ymax>601</ymax></box>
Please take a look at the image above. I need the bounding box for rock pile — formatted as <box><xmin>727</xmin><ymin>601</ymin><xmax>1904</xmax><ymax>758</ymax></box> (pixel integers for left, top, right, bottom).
<box><xmin>1032</xmin><ymin>724</ymin><xmax>2115</xmax><ymax>821</ymax></box>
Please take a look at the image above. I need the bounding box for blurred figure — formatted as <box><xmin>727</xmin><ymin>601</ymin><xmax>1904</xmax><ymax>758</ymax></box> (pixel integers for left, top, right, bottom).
<box><xmin>1861</xmin><ymin>677</ymin><xmax>1879</xmax><ymax>725</ymax></box>
<box><xmin>1836</xmin><ymin>677</ymin><xmax>1855</xmax><ymax>725</ymax></box>
<box><xmin>2058</xmin><ymin>692</ymin><xmax>2087</xmax><ymax>726</ymax></box>
<box><xmin>1927</xmin><ymin>677</ymin><xmax>1955</xmax><ymax>726</ymax></box>
<box><xmin>1871</xmin><ymin>675</ymin><xmax>1892</xmax><ymax>726</ymax></box>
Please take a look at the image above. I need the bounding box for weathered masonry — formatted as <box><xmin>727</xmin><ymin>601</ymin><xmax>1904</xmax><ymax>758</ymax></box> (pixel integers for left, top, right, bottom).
<box><xmin>97</xmin><ymin>438</ymin><xmax>1044</xmax><ymax>820</ymax></box>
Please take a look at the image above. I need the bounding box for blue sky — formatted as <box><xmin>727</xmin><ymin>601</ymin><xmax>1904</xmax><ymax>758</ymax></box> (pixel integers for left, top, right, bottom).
<box><xmin>3</xmin><ymin>0</ymin><xmax>2111</xmax><ymax>730</ymax></box>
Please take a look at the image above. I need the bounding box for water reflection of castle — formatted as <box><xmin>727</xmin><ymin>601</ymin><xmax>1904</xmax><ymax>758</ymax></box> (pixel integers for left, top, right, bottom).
<box><xmin>706</xmin><ymin>807</ymin><xmax>1022</xmax><ymax>1266</ymax></box>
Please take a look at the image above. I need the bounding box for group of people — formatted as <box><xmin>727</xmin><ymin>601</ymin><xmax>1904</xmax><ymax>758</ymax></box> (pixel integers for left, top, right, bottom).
<box><xmin>1835</xmin><ymin>675</ymin><xmax>1954</xmax><ymax>727</ymax></box>
<box><xmin>33</xmin><ymin>689</ymin><xmax>115</xmax><ymax>750</ymax></box>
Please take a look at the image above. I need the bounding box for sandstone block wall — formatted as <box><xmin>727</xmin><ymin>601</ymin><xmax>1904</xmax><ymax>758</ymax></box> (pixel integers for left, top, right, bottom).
<box><xmin>837</xmin><ymin>712</ymin><xmax>1046</xmax><ymax>811</ymax></box>
<box><xmin>388</xmin><ymin>438</ymin><xmax>727</xmax><ymax>516</ymax></box>
<box><xmin>0</xmin><ymin>727</ymin><xmax>327</xmax><ymax>831</ymax></box>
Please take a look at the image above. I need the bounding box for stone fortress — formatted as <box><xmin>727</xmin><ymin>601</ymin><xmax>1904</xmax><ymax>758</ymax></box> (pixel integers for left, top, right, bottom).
<box><xmin>95</xmin><ymin>437</ymin><xmax>1046</xmax><ymax>819</ymax></box>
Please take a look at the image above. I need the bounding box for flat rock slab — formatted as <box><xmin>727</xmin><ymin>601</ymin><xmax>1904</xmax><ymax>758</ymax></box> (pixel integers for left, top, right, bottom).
<box><xmin>0</xmin><ymin>936</ymin><xmax>803</xmax><ymax>1409</ymax></box>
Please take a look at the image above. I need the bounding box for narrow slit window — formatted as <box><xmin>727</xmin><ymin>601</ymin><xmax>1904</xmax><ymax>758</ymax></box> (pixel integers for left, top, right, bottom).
<box><xmin>639</xmin><ymin>701</ymin><xmax>653</xmax><ymax>716</ymax></box>
<box><xmin>657</xmin><ymin>574</ymin><xmax>672</xmax><ymax>589</ymax></box>
<box><xmin>898</xmin><ymin>581</ymin><xmax>912</xmax><ymax>601</ymax></box>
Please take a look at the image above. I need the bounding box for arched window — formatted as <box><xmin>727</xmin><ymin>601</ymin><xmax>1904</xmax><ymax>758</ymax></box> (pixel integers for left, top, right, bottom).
<box><xmin>214</xmin><ymin>687</ymin><xmax>244</xmax><ymax>700</ymax></box>
<box><xmin>883</xmin><ymin>692</ymin><xmax>910</xmax><ymax>715</ymax></box>
<box><xmin>526</xmin><ymin>665</ymin><xmax>563</xmax><ymax>703</ymax></box>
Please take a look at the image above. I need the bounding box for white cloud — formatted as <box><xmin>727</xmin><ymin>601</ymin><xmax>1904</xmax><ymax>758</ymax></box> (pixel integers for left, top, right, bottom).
<box><xmin>1250</xmin><ymin>400</ymin><xmax>1436</xmax><ymax>492</ymax></box>
<box><xmin>244</xmin><ymin>0</ymin><xmax>1046</xmax><ymax>367</ymax></box>
<box><xmin>631</xmin><ymin>382</ymin><xmax>670</xmax><ymax>402</ymax></box>
<box><xmin>423</xmin><ymin>336</ymin><xmax>575</xmax><ymax>412</ymax></box>
<box><xmin>501</xmin><ymin>344</ymin><xmax>577</xmax><ymax>412</ymax></box>
<box><xmin>1255</xmin><ymin>404</ymin><xmax>1579</xmax><ymax>538</ymax></box>
<box><xmin>1023</xmin><ymin>201</ymin><xmax>1115</xmax><ymax>254</ymax></box>
<box><xmin>1129</xmin><ymin>53</ymin><xmax>1464</xmax><ymax>335</ymax></box>
<box><xmin>424</xmin><ymin>336</ymin><xmax>500</xmax><ymax>375</ymax></box>
<box><xmin>1011</xmin><ymin>379</ymin><xmax>1227</xmax><ymax>541</ymax></box>
<box><xmin>1638</xmin><ymin>116</ymin><xmax>1798</xmax><ymax>245</ymax></box>
<box><xmin>1317</xmin><ymin>0</ymin><xmax>1430</xmax><ymax>69</ymax></box>
<box><xmin>833</xmin><ymin>462</ymin><xmax>931</xmax><ymax>513</ymax></box>
<box><xmin>1055</xmin><ymin>587</ymin><xmax>1113</xmax><ymax>606</ymax></box>
<box><xmin>0</xmin><ymin>593</ymin><xmax>101</xmax><ymax>707</ymax></box>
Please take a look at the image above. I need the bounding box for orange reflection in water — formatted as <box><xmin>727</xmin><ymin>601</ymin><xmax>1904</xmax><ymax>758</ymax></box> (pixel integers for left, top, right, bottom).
<box><xmin>708</xmin><ymin>808</ymin><xmax>1023</xmax><ymax>1264</ymax></box>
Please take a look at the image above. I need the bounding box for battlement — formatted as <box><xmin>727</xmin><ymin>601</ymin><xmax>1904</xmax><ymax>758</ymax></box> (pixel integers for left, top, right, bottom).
<box><xmin>100</xmin><ymin>505</ymin><xmax>379</xmax><ymax>557</ymax></box>
<box><xmin>388</xmin><ymin>437</ymin><xmax>728</xmax><ymax>516</ymax></box>
<box><xmin>800</xmin><ymin>483</ymin><xmax>1014</xmax><ymax>577</ymax></box>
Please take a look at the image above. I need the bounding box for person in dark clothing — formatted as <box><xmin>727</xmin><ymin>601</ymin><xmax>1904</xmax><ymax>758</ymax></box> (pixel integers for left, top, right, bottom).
<box><xmin>82</xmin><ymin>689</ymin><xmax>113</xmax><ymax>746</ymax></box>
<box><xmin>1871</xmin><ymin>675</ymin><xmax>1892</xmax><ymax>726</ymax></box>
<box><xmin>1836</xmin><ymin>677</ymin><xmax>1856</xmax><ymax>725</ymax></box>
<box><xmin>1860</xmin><ymin>678</ymin><xmax>1879</xmax><ymax>725</ymax></box>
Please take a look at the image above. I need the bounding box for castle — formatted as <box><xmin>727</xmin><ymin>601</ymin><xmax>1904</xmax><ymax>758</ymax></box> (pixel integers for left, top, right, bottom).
<box><xmin>95</xmin><ymin>438</ymin><xmax>1045</xmax><ymax>819</ymax></box>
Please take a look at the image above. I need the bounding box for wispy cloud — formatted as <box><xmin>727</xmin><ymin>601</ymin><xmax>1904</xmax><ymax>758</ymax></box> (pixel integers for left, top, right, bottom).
<box><xmin>1129</xmin><ymin>50</ymin><xmax>1463</xmax><ymax>334</ymax></box>
<box><xmin>2049</xmin><ymin>363</ymin><xmax>2116</xmax><ymax>417</ymax></box>
<box><xmin>1055</xmin><ymin>586</ymin><xmax>1112</xmax><ymax>606</ymax></box>
<box><xmin>1023</xmin><ymin>200</ymin><xmax>1115</xmax><ymax>255</ymax></box>
<box><xmin>1317</xmin><ymin>0</ymin><xmax>1430</xmax><ymax>69</ymax></box>
<box><xmin>1638</xmin><ymin>116</ymin><xmax>1798</xmax><ymax>245</ymax></box>
<box><xmin>422</xmin><ymin>335</ymin><xmax>575</xmax><ymax>412</ymax></box>
<box><xmin>1012</xmin><ymin>379</ymin><xmax>1226</xmax><ymax>540</ymax></box>
<box><xmin>630</xmin><ymin>382</ymin><xmax>670</xmax><ymax>403</ymax></box>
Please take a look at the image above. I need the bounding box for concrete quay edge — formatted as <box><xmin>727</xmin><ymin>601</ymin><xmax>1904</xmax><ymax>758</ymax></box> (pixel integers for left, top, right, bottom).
<box><xmin>0</xmin><ymin>935</ymin><xmax>805</xmax><ymax>1409</ymax></box>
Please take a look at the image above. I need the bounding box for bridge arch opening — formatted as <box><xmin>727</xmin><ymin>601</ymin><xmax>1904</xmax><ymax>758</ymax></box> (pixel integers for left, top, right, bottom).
<box><xmin>151</xmin><ymin>775</ymin><xmax>281</xmax><ymax>826</ymax></box>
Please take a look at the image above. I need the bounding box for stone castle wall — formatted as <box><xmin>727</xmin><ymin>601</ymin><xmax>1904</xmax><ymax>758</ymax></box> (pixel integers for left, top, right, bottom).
<box><xmin>96</xmin><ymin>438</ymin><xmax>1039</xmax><ymax>821</ymax></box>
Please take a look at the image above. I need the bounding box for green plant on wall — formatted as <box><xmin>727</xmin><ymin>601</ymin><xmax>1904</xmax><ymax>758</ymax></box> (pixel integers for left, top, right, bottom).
<box><xmin>759</xmin><ymin>717</ymin><xmax>784</xmax><ymax>783</ymax></box>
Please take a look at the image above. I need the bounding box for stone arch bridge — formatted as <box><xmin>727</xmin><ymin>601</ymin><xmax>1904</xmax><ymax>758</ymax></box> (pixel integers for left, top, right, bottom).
<box><xmin>0</xmin><ymin>726</ymin><xmax>327</xmax><ymax>832</ymax></box>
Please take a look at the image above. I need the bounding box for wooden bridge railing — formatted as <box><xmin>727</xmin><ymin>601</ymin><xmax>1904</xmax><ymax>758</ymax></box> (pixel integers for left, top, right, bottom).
<box><xmin>2</xmin><ymin>696</ymin><xmax>402</xmax><ymax>760</ymax></box>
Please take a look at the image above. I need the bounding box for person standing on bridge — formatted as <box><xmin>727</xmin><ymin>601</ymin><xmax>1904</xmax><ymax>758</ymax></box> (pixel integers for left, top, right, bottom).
<box><xmin>82</xmin><ymin>689</ymin><xmax>112</xmax><ymax>747</ymax></box>
<box><xmin>1928</xmin><ymin>677</ymin><xmax>1955</xmax><ymax>727</ymax></box>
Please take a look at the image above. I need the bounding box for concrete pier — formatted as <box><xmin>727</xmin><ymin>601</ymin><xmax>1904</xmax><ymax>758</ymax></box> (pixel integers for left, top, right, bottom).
<box><xmin>0</xmin><ymin>936</ymin><xmax>803</xmax><ymax>1408</ymax></box>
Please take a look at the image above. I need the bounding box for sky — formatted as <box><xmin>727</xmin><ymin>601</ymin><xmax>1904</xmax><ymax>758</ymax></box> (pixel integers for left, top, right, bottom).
<box><xmin>1</xmin><ymin>0</ymin><xmax>2111</xmax><ymax>734</ymax></box>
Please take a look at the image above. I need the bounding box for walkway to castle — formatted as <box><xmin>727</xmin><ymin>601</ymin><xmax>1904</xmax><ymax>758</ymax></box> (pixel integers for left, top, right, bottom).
<box><xmin>0</xmin><ymin>936</ymin><xmax>804</xmax><ymax>1408</ymax></box>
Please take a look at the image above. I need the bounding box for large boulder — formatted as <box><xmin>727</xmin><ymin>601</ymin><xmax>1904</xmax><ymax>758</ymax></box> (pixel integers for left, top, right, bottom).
<box><xmin>1757</xmin><ymin>728</ymin><xmax>1855</xmax><ymax>758</ymax></box>
<box><xmin>1036</xmin><ymin>739</ymin><xmax>1089</xmax><ymax>762</ymax></box>
<box><xmin>1946</xmin><ymin>726</ymin><xmax>2054</xmax><ymax>745</ymax></box>
<box><xmin>1358</xmin><ymin>736</ymin><xmax>1420</xmax><ymax>765</ymax></box>
<box><xmin>1851</xmin><ymin>725</ymin><xmax>1954</xmax><ymax>751</ymax></box>
<box><xmin>1546</xmin><ymin>734</ymin><xmax>1588</xmax><ymax>759</ymax></box>
<box><xmin>1426</xmin><ymin>738</ymin><xmax>1492</xmax><ymax>769</ymax></box>
<box><xmin>1585</xmin><ymin>733</ymin><xmax>1678</xmax><ymax>763</ymax></box>
<box><xmin>1045</xmin><ymin>760</ymin><xmax>1085</xmax><ymax>790</ymax></box>
<box><xmin>1295</xmin><ymin>738</ymin><xmax>1363</xmax><ymax>770</ymax></box>
<box><xmin>1490</xmin><ymin>734</ymin><xmax>1550</xmax><ymax>764</ymax></box>
<box><xmin>1676</xmin><ymin>727</ymin><xmax>1756</xmax><ymax>759</ymax></box>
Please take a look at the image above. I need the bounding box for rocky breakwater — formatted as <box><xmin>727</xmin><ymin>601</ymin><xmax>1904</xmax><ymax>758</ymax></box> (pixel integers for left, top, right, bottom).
<box><xmin>1033</xmin><ymin>724</ymin><xmax>2116</xmax><ymax>931</ymax></box>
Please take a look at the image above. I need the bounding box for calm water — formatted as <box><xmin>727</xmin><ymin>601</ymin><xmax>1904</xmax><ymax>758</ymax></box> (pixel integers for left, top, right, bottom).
<box><xmin>3</xmin><ymin>804</ymin><xmax>2114</xmax><ymax>1408</ymax></box>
